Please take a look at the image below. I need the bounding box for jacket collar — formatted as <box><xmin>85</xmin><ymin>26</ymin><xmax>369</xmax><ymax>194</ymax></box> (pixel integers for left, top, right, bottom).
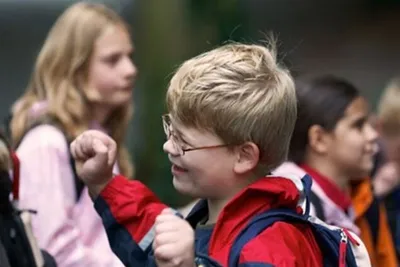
<box><xmin>186</xmin><ymin>174</ymin><xmax>306</xmax><ymax>256</ymax></box>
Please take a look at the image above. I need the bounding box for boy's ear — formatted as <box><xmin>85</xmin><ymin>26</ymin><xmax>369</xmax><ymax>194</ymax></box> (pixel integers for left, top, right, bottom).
<box><xmin>308</xmin><ymin>125</ymin><xmax>330</xmax><ymax>154</ymax></box>
<box><xmin>233</xmin><ymin>142</ymin><xmax>259</xmax><ymax>174</ymax></box>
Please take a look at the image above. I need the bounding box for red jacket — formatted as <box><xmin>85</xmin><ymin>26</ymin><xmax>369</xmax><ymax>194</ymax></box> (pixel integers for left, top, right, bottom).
<box><xmin>94</xmin><ymin>175</ymin><xmax>323</xmax><ymax>266</ymax></box>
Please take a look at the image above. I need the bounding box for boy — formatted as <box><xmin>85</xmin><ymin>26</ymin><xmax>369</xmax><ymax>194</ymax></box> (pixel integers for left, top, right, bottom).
<box><xmin>71</xmin><ymin>43</ymin><xmax>325</xmax><ymax>266</ymax></box>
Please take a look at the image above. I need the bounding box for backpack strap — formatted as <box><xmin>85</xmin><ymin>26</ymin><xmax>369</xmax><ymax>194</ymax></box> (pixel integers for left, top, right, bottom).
<box><xmin>300</xmin><ymin>173</ymin><xmax>326</xmax><ymax>220</ymax></box>
<box><xmin>229</xmin><ymin>175</ymin><xmax>360</xmax><ymax>267</ymax></box>
<box><xmin>228</xmin><ymin>174</ymin><xmax>314</xmax><ymax>266</ymax></box>
<box><xmin>69</xmin><ymin>150</ymin><xmax>84</xmax><ymax>202</ymax></box>
<box><xmin>229</xmin><ymin>208</ymin><xmax>361</xmax><ymax>267</ymax></box>
<box><xmin>228</xmin><ymin>208</ymin><xmax>307</xmax><ymax>266</ymax></box>
<box><xmin>309</xmin><ymin>191</ymin><xmax>326</xmax><ymax>221</ymax></box>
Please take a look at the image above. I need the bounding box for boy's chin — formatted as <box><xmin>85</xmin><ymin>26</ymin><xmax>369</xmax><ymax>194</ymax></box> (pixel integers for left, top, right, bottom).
<box><xmin>172</xmin><ymin>177</ymin><xmax>199</xmax><ymax>197</ymax></box>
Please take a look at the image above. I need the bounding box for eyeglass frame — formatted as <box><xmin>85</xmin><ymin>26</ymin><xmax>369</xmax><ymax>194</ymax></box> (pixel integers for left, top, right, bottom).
<box><xmin>162</xmin><ymin>114</ymin><xmax>230</xmax><ymax>156</ymax></box>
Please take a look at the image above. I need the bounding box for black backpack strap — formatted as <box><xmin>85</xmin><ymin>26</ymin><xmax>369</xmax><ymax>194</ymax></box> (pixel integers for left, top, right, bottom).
<box><xmin>364</xmin><ymin>196</ymin><xmax>380</xmax><ymax>246</ymax></box>
<box><xmin>309</xmin><ymin>191</ymin><xmax>326</xmax><ymax>221</ymax></box>
<box><xmin>69</xmin><ymin>150</ymin><xmax>84</xmax><ymax>202</ymax></box>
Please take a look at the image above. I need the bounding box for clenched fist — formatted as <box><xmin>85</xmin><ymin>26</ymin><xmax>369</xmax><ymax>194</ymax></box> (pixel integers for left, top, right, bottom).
<box><xmin>70</xmin><ymin>130</ymin><xmax>117</xmax><ymax>198</ymax></box>
<box><xmin>153</xmin><ymin>209</ymin><xmax>196</xmax><ymax>267</ymax></box>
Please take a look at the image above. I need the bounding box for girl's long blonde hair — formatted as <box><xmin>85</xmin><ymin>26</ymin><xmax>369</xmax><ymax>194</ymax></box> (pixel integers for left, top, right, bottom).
<box><xmin>10</xmin><ymin>2</ymin><xmax>133</xmax><ymax>177</ymax></box>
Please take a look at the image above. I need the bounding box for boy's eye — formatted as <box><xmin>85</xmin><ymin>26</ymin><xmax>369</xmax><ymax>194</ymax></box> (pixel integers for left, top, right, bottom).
<box><xmin>177</xmin><ymin>136</ymin><xmax>190</xmax><ymax>148</ymax></box>
<box><xmin>173</xmin><ymin>134</ymin><xmax>191</xmax><ymax>149</ymax></box>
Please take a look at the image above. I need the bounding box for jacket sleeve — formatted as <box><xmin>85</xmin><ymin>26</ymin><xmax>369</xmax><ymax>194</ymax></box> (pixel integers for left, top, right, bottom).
<box><xmin>94</xmin><ymin>175</ymin><xmax>168</xmax><ymax>266</ymax></box>
<box><xmin>238</xmin><ymin>222</ymin><xmax>322</xmax><ymax>267</ymax></box>
<box><xmin>94</xmin><ymin>176</ymin><xmax>226</xmax><ymax>267</ymax></box>
<box><xmin>376</xmin><ymin>204</ymin><xmax>398</xmax><ymax>267</ymax></box>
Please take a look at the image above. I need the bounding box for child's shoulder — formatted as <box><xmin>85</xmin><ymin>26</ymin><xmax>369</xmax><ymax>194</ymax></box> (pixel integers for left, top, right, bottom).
<box><xmin>17</xmin><ymin>124</ymin><xmax>68</xmax><ymax>153</ymax></box>
<box><xmin>241</xmin><ymin>221</ymin><xmax>322</xmax><ymax>265</ymax></box>
<box><xmin>273</xmin><ymin>161</ymin><xmax>306</xmax><ymax>177</ymax></box>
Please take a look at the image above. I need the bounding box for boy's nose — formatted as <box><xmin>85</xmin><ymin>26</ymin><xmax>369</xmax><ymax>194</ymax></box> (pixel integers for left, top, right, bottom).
<box><xmin>163</xmin><ymin>139</ymin><xmax>180</xmax><ymax>156</ymax></box>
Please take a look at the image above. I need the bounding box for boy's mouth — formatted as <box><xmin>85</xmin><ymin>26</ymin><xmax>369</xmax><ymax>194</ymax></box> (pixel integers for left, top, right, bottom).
<box><xmin>172</xmin><ymin>164</ymin><xmax>188</xmax><ymax>174</ymax></box>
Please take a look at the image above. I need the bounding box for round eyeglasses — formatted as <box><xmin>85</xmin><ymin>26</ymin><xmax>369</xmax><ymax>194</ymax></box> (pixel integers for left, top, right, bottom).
<box><xmin>162</xmin><ymin>114</ymin><xmax>229</xmax><ymax>156</ymax></box>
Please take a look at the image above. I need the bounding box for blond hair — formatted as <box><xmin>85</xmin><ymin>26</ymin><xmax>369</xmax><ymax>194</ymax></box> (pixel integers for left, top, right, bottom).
<box><xmin>166</xmin><ymin>42</ymin><xmax>297</xmax><ymax>172</ymax></box>
<box><xmin>10</xmin><ymin>2</ymin><xmax>133</xmax><ymax>177</ymax></box>
<box><xmin>377</xmin><ymin>78</ymin><xmax>400</xmax><ymax>137</ymax></box>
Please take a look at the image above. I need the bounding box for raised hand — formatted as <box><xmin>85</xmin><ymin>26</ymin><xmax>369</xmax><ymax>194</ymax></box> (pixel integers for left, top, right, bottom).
<box><xmin>70</xmin><ymin>130</ymin><xmax>117</xmax><ymax>197</ymax></box>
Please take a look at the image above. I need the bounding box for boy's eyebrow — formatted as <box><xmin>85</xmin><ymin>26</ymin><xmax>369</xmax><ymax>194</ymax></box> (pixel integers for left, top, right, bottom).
<box><xmin>174</xmin><ymin>127</ymin><xmax>190</xmax><ymax>142</ymax></box>
<box><xmin>174</xmin><ymin>127</ymin><xmax>197</xmax><ymax>146</ymax></box>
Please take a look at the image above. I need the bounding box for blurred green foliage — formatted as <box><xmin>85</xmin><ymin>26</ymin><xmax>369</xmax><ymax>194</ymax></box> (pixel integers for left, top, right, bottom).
<box><xmin>129</xmin><ymin>0</ymin><xmax>249</xmax><ymax>207</ymax></box>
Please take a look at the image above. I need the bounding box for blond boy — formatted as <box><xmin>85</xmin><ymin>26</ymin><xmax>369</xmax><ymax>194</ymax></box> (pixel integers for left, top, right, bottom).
<box><xmin>70</xmin><ymin>43</ymin><xmax>327</xmax><ymax>266</ymax></box>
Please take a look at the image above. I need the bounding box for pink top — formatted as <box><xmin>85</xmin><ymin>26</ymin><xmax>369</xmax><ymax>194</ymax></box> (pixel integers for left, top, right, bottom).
<box><xmin>16</xmin><ymin>124</ymin><xmax>124</xmax><ymax>267</ymax></box>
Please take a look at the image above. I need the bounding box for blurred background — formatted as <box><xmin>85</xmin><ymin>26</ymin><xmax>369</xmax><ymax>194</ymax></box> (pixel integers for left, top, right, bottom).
<box><xmin>1</xmin><ymin>0</ymin><xmax>400</xmax><ymax>206</ymax></box>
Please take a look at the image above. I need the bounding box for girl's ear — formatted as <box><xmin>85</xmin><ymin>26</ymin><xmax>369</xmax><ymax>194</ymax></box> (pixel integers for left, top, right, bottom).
<box><xmin>308</xmin><ymin>124</ymin><xmax>331</xmax><ymax>155</ymax></box>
